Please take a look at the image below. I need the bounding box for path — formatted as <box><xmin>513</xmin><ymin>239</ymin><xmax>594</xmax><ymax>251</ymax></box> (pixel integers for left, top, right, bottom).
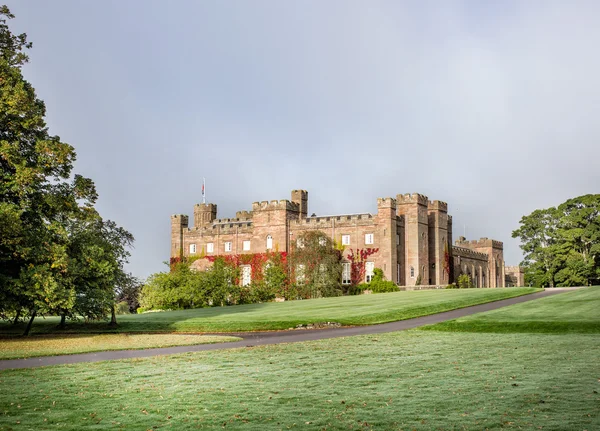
<box><xmin>0</xmin><ymin>289</ymin><xmax>570</xmax><ymax>370</ymax></box>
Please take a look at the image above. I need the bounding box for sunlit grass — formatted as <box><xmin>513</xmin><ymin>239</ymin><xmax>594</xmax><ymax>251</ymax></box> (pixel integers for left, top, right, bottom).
<box><xmin>1</xmin><ymin>287</ymin><xmax>541</xmax><ymax>335</ymax></box>
<box><xmin>423</xmin><ymin>286</ymin><xmax>600</xmax><ymax>333</ymax></box>
<box><xmin>0</xmin><ymin>334</ymin><xmax>240</xmax><ymax>360</ymax></box>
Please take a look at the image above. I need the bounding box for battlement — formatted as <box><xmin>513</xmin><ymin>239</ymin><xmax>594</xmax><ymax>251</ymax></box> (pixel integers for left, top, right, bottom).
<box><xmin>396</xmin><ymin>193</ymin><xmax>429</xmax><ymax>206</ymax></box>
<box><xmin>194</xmin><ymin>203</ymin><xmax>217</xmax><ymax>210</ymax></box>
<box><xmin>235</xmin><ymin>210</ymin><xmax>253</xmax><ymax>220</ymax></box>
<box><xmin>291</xmin><ymin>213</ymin><xmax>374</xmax><ymax>226</ymax></box>
<box><xmin>455</xmin><ymin>236</ymin><xmax>503</xmax><ymax>249</ymax></box>
<box><xmin>377</xmin><ymin>197</ymin><xmax>396</xmax><ymax>209</ymax></box>
<box><xmin>252</xmin><ymin>200</ymin><xmax>300</xmax><ymax>212</ymax></box>
<box><xmin>452</xmin><ymin>246</ymin><xmax>489</xmax><ymax>261</ymax></box>
<box><xmin>428</xmin><ymin>200</ymin><xmax>448</xmax><ymax>212</ymax></box>
<box><xmin>505</xmin><ymin>266</ymin><xmax>523</xmax><ymax>273</ymax></box>
<box><xmin>171</xmin><ymin>214</ymin><xmax>189</xmax><ymax>225</ymax></box>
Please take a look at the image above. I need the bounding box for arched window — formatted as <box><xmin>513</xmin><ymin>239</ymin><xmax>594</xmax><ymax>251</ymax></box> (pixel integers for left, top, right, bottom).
<box><xmin>410</xmin><ymin>266</ymin><xmax>415</xmax><ymax>278</ymax></box>
<box><xmin>266</xmin><ymin>235</ymin><xmax>273</xmax><ymax>250</ymax></box>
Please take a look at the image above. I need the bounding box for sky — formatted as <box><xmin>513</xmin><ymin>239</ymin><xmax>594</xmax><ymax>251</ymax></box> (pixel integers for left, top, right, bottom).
<box><xmin>7</xmin><ymin>1</ymin><xmax>600</xmax><ymax>279</ymax></box>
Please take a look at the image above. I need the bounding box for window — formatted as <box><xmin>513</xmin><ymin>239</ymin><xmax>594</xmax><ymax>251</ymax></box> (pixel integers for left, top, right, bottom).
<box><xmin>225</xmin><ymin>241</ymin><xmax>232</xmax><ymax>252</ymax></box>
<box><xmin>266</xmin><ymin>235</ymin><xmax>273</xmax><ymax>250</ymax></box>
<box><xmin>241</xmin><ymin>265</ymin><xmax>251</xmax><ymax>287</ymax></box>
<box><xmin>243</xmin><ymin>240</ymin><xmax>251</xmax><ymax>251</ymax></box>
<box><xmin>319</xmin><ymin>237</ymin><xmax>327</xmax><ymax>246</ymax></box>
<box><xmin>296</xmin><ymin>264</ymin><xmax>305</xmax><ymax>285</ymax></box>
<box><xmin>341</xmin><ymin>234</ymin><xmax>350</xmax><ymax>245</ymax></box>
<box><xmin>207</xmin><ymin>242</ymin><xmax>214</xmax><ymax>253</ymax></box>
<box><xmin>396</xmin><ymin>234</ymin><xmax>400</xmax><ymax>245</ymax></box>
<box><xmin>365</xmin><ymin>262</ymin><xmax>375</xmax><ymax>283</ymax></box>
<box><xmin>365</xmin><ymin>233</ymin><xmax>374</xmax><ymax>245</ymax></box>
<box><xmin>189</xmin><ymin>244</ymin><xmax>197</xmax><ymax>254</ymax></box>
<box><xmin>296</xmin><ymin>238</ymin><xmax>304</xmax><ymax>248</ymax></box>
<box><xmin>342</xmin><ymin>263</ymin><xmax>351</xmax><ymax>285</ymax></box>
<box><xmin>410</xmin><ymin>266</ymin><xmax>415</xmax><ymax>278</ymax></box>
<box><xmin>397</xmin><ymin>264</ymin><xmax>401</xmax><ymax>283</ymax></box>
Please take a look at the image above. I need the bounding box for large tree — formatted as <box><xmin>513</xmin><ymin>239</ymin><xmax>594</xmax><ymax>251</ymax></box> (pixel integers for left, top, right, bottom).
<box><xmin>0</xmin><ymin>6</ymin><xmax>133</xmax><ymax>334</ymax></box>
<box><xmin>512</xmin><ymin>195</ymin><xmax>600</xmax><ymax>287</ymax></box>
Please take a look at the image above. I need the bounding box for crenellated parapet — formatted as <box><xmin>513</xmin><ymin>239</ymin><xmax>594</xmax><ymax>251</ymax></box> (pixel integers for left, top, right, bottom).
<box><xmin>427</xmin><ymin>200</ymin><xmax>448</xmax><ymax>212</ymax></box>
<box><xmin>456</xmin><ymin>237</ymin><xmax>503</xmax><ymax>249</ymax></box>
<box><xmin>396</xmin><ymin>193</ymin><xmax>429</xmax><ymax>206</ymax></box>
<box><xmin>452</xmin><ymin>246</ymin><xmax>489</xmax><ymax>261</ymax></box>
<box><xmin>171</xmin><ymin>214</ymin><xmax>189</xmax><ymax>227</ymax></box>
<box><xmin>291</xmin><ymin>213</ymin><xmax>375</xmax><ymax>227</ymax></box>
<box><xmin>235</xmin><ymin>210</ymin><xmax>253</xmax><ymax>220</ymax></box>
<box><xmin>252</xmin><ymin>200</ymin><xmax>300</xmax><ymax>212</ymax></box>
<box><xmin>377</xmin><ymin>197</ymin><xmax>396</xmax><ymax>209</ymax></box>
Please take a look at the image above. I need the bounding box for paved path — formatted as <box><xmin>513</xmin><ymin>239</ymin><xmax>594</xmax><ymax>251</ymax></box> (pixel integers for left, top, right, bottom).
<box><xmin>0</xmin><ymin>289</ymin><xmax>571</xmax><ymax>370</ymax></box>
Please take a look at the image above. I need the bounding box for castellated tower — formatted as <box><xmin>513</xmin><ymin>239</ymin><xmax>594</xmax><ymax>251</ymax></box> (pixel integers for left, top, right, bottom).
<box><xmin>427</xmin><ymin>200</ymin><xmax>449</xmax><ymax>286</ymax></box>
<box><xmin>291</xmin><ymin>190</ymin><xmax>308</xmax><ymax>218</ymax></box>
<box><xmin>194</xmin><ymin>203</ymin><xmax>217</xmax><ymax>227</ymax></box>
<box><xmin>170</xmin><ymin>214</ymin><xmax>189</xmax><ymax>259</ymax></box>
<box><xmin>396</xmin><ymin>193</ymin><xmax>429</xmax><ymax>286</ymax></box>
<box><xmin>375</xmin><ymin>197</ymin><xmax>398</xmax><ymax>282</ymax></box>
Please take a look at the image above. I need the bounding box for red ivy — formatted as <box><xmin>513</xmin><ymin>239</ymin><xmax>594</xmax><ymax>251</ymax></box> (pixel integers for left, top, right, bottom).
<box><xmin>347</xmin><ymin>248</ymin><xmax>378</xmax><ymax>286</ymax></box>
<box><xmin>205</xmin><ymin>251</ymin><xmax>288</xmax><ymax>284</ymax></box>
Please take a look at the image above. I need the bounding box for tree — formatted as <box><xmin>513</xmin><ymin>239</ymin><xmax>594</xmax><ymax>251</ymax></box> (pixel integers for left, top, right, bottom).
<box><xmin>512</xmin><ymin>195</ymin><xmax>600</xmax><ymax>287</ymax></box>
<box><xmin>0</xmin><ymin>7</ymin><xmax>133</xmax><ymax>333</ymax></box>
<box><xmin>288</xmin><ymin>231</ymin><xmax>343</xmax><ymax>298</ymax></box>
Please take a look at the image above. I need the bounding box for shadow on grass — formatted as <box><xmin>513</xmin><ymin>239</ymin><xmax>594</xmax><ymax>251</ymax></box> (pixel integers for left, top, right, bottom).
<box><xmin>0</xmin><ymin>302</ymin><xmax>270</xmax><ymax>336</ymax></box>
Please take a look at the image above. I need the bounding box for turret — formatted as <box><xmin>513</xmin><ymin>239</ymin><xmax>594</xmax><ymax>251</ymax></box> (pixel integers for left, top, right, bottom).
<box><xmin>171</xmin><ymin>214</ymin><xmax>189</xmax><ymax>258</ymax></box>
<box><xmin>291</xmin><ymin>190</ymin><xmax>308</xmax><ymax>218</ymax></box>
<box><xmin>194</xmin><ymin>203</ymin><xmax>217</xmax><ymax>227</ymax></box>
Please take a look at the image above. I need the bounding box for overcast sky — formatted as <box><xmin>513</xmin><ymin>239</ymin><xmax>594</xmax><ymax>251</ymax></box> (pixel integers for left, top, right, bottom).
<box><xmin>7</xmin><ymin>1</ymin><xmax>600</xmax><ymax>279</ymax></box>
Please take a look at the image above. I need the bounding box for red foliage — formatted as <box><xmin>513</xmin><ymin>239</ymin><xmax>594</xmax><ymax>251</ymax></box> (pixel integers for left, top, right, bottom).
<box><xmin>205</xmin><ymin>251</ymin><xmax>288</xmax><ymax>283</ymax></box>
<box><xmin>346</xmin><ymin>248</ymin><xmax>378</xmax><ymax>285</ymax></box>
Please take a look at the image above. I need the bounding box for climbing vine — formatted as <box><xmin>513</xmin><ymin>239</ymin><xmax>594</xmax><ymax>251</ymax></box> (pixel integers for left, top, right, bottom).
<box><xmin>346</xmin><ymin>247</ymin><xmax>379</xmax><ymax>286</ymax></box>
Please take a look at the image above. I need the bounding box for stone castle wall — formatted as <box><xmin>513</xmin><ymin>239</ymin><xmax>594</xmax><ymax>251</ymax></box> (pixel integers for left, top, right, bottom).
<box><xmin>171</xmin><ymin>189</ymin><xmax>512</xmax><ymax>287</ymax></box>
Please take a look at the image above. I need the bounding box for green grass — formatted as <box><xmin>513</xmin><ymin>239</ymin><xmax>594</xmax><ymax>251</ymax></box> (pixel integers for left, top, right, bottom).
<box><xmin>423</xmin><ymin>286</ymin><xmax>600</xmax><ymax>334</ymax></box>
<box><xmin>0</xmin><ymin>287</ymin><xmax>540</xmax><ymax>335</ymax></box>
<box><xmin>0</xmin><ymin>331</ymin><xmax>598</xmax><ymax>430</ymax></box>
<box><xmin>0</xmin><ymin>334</ymin><xmax>241</xmax><ymax>360</ymax></box>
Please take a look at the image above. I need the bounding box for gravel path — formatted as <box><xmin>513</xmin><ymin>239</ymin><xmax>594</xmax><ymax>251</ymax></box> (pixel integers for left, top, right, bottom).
<box><xmin>0</xmin><ymin>289</ymin><xmax>570</xmax><ymax>370</ymax></box>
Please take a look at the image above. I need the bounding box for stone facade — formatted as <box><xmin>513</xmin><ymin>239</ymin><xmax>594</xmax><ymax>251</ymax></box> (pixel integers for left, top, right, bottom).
<box><xmin>505</xmin><ymin>266</ymin><xmax>525</xmax><ymax>287</ymax></box>
<box><xmin>171</xmin><ymin>189</ymin><xmax>518</xmax><ymax>287</ymax></box>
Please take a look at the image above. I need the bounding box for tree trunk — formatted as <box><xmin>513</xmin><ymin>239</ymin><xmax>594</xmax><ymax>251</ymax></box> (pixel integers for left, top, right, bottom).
<box><xmin>57</xmin><ymin>313</ymin><xmax>66</xmax><ymax>329</ymax></box>
<box><xmin>12</xmin><ymin>309</ymin><xmax>21</xmax><ymax>325</ymax></box>
<box><xmin>108</xmin><ymin>305</ymin><xmax>117</xmax><ymax>327</ymax></box>
<box><xmin>23</xmin><ymin>309</ymin><xmax>37</xmax><ymax>336</ymax></box>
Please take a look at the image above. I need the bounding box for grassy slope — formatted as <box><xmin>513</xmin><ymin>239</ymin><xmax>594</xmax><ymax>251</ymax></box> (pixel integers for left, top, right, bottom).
<box><xmin>0</xmin><ymin>287</ymin><xmax>540</xmax><ymax>334</ymax></box>
<box><xmin>0</xmin><ymin>334</ymin><xmax>241</xmax><ymax>360</ymax></box>
<box><xmin>0</xmin><ymin>331</ymin><xmax>598</xmax><ymax>430</ymax></box>
<box><xmin>423</xmin><ymin>286</ymin><xmax>600</xmax><ymax>333</ymax></box>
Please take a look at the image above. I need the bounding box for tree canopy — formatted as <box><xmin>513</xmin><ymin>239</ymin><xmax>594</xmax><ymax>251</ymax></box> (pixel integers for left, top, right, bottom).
<box><xmin>0</xmin><ymin>6</ymin><xmax>134</xmax><ymax>334</ymax></box>
<box><xmin>512</xmin><ymin>194</ymin><xmax>600</xmax><ymax>287</ymax></box>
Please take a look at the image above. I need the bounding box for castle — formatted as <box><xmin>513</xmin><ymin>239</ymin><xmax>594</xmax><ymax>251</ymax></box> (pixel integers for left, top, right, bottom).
<box><xmin>171</xmin><ymin>190</ymin><xmax>524</xmax><ymax>287</ymax></box>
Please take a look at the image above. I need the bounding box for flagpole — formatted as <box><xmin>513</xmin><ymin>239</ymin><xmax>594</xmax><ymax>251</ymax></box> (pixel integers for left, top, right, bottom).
<box><xmin>202</xmin><ymin>177</ymin><xmax>206</xmax><ymax>204</ymax></box>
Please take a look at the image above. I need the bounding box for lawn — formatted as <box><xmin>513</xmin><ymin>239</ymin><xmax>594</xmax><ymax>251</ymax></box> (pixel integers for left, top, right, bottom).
<box><xmin>1</xmin><ymin>287</ymin><xmax>540</xmax><ymax>335</ymax></box>
<box><xmin>0</xmin><ymin>334</ymin><xmax>241</xmax><ymax>360</ymax></box>
<box><xmin>423</xmin><ymin>286</ymin><xmax>600</xmax><ymax>334</ymax></box>
<box><xmin>0</xmin><ymin>329</ymin><xmax>598</xmax><ymax>429</ymax></box>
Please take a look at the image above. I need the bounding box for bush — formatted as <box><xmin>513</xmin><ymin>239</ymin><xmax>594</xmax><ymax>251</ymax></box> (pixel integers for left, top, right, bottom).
<box><xmin>444</xmin><ymin>283</ymin><xmax>458</xmax><ymax>289</ymax></box>
<box><xmin>364</xmin><ymin>268</ymin><xmax>399</xmax><ymax>293</ymax></box>
<box><xmin>348</xmin><ymin>284</ymin><xmax>368</xmax><ymax>295</ymax></box>
<box><xmin>457</xmin><ymin>274</ymin><xmax>473</xmax><ymax>289</ymax></box>
<box><xmin>369</xmin><ymin>279</ymin><xmax>399</xmax><ymax>293</ymax></box>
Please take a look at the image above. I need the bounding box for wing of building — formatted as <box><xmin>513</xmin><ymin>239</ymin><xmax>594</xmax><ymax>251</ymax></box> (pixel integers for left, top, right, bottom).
<box><xmin>171</xmin><ymin>189</ymin><xmax>521</xmax><ymax>287</ymax></box>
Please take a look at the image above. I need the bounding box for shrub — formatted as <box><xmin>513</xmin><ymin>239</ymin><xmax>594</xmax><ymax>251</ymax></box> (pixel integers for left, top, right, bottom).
<box><xmin>365</xmin><ymin>268</ymin><xmax>399</xmax><ymax>293</ymax></box>
<box><xmin>348</xmin><ymin>284</ymin><xmax>368</xmax><ymax>295</ymax></box>
<box><xmin>444</xmin><ymin>283</ymin><xmax>458</xmax><ymax>289</ymax></box>
<box><xmin>457</xmin><ymin>274</ymin><xmax>473</xmax><ymax>289</ymax></box>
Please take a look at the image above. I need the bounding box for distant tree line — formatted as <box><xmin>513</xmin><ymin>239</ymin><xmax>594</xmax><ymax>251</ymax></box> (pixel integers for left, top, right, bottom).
<box><xmin>512</xmin><ymin>194</ymin><xmax>600</xmax><ymax>287</ymax></box>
